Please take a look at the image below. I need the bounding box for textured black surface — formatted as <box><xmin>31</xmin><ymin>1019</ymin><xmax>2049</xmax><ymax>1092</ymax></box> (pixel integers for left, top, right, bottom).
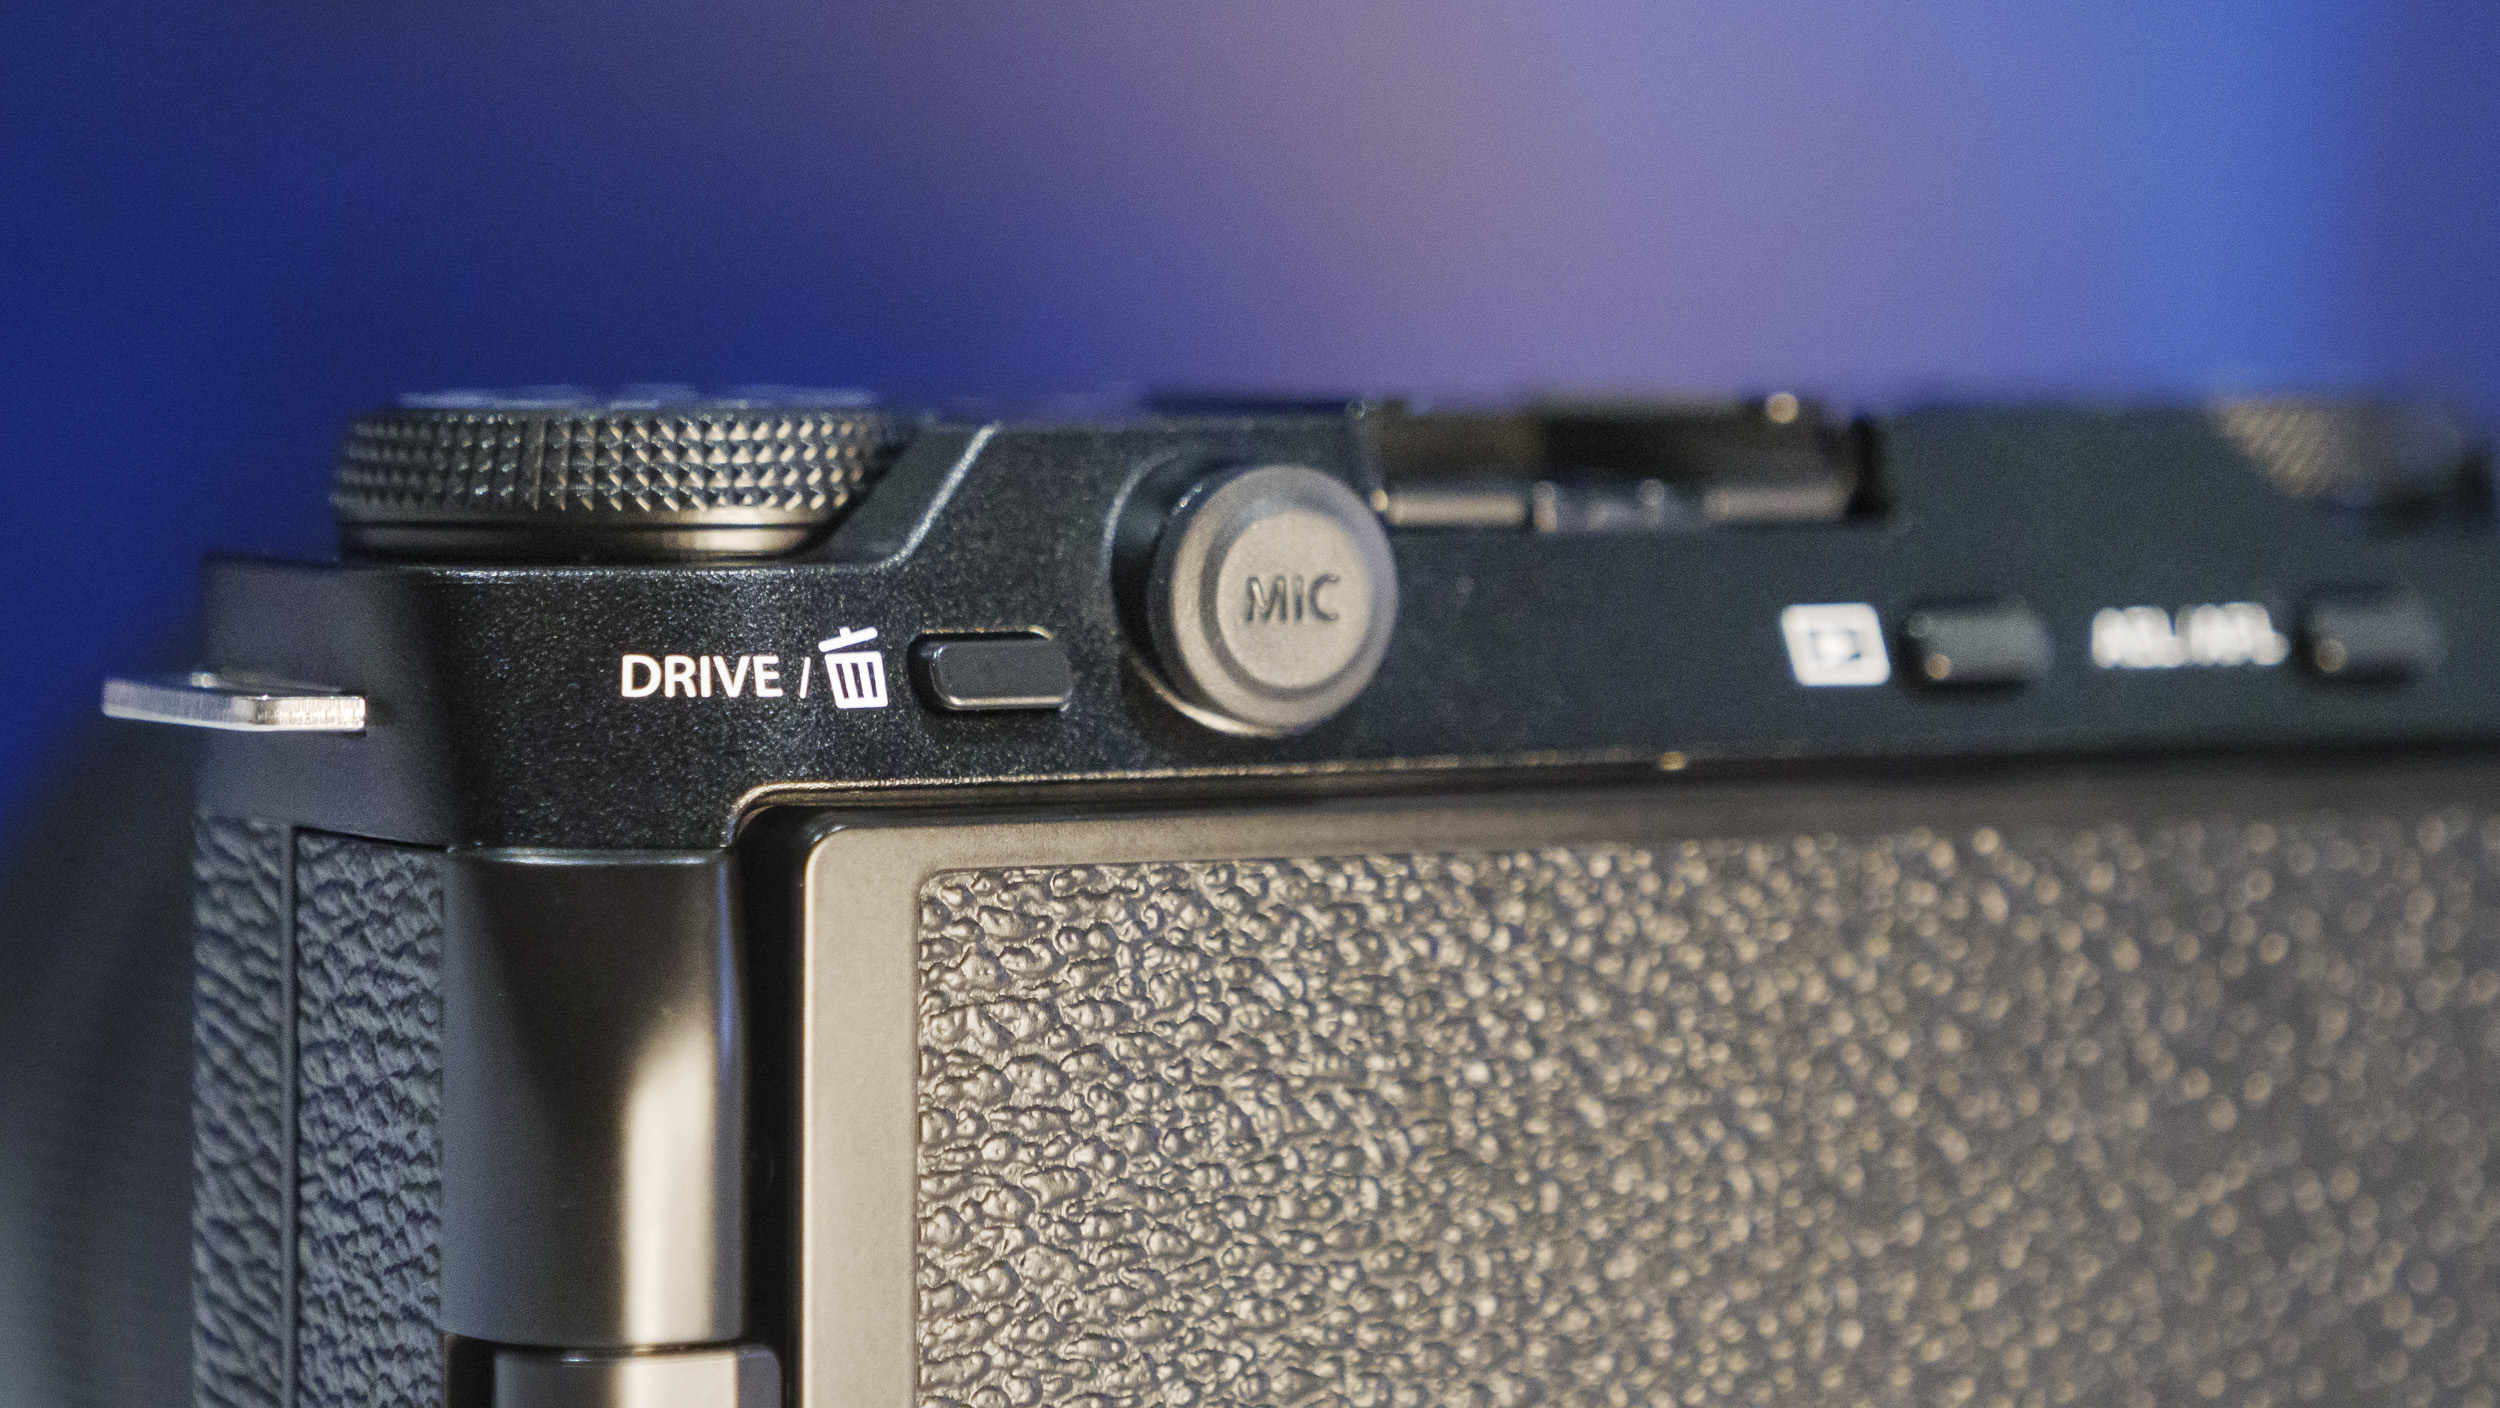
<box><xmin>199</xmin><ymin>406</ymin><xmax>2500</xmax><ymax>850</ymax></box>
<box><xmin>333</xmin><ymin>401</ymin><xmax>901</xmax><ymax>518</ymax></box>
<box><xmin>291</xmin><ymin>833</ymin><xmax>444</xmax><ymax>1408</ymax></box>
<box><xmin>918</xmin><ymin>805</ymin><xmax>2500</xmax><ymax>1406</ymax></box>
<box><xmin>192</xmin><ymin>819</ymin><xmax>291</xmax><ymax>1408</ymax></box>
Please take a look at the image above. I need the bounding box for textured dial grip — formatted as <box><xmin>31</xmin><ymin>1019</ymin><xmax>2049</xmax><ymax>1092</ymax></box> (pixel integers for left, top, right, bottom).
<box><xmin>331</xmin><ymin>393</ymin><xmax>909</xmax><ymax>561</ymax></box>
<box><xmin>2211</xmin><ymin>397</ymin><xmax>2474</xmax><ymax>511</ymax></box>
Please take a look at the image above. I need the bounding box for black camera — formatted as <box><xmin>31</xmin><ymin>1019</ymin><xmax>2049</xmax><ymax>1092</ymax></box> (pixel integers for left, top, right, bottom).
<box><xmin>64</xmin><ymin>389</ymin><xmax>2500</xmax><ymax>1407</ymax></box>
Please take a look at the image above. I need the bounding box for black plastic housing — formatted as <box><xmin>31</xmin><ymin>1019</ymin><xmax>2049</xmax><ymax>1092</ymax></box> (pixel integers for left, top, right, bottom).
<box><xmin>196</xmin><ymin>403</ymin><xmax>2500</xmax><ymax>852</ymax></box>
<box><xmin>153</xmin><ymin>395</ymin><xmax>2500</xmax><ymax>1408</ymax></box>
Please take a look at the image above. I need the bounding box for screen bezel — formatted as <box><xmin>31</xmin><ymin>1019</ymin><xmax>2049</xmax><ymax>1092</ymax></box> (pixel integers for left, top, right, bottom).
<box><xmin>784</xmin><ymin>754</ymin><xmax>2500</xmax><ymax>1408</ymax></box>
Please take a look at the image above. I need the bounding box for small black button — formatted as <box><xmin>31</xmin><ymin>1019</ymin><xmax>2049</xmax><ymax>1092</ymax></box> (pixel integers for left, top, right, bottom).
<box><xmin>911</xmin><ymin>634</ymin><xmax>1073</xmax><ymax>711</ymax></box>
<box><xmin>2304</xmin><ymin>594</ymin><xmax>2441</xmax><ymax>681</ymax></box>
<box><xmin>1903</xmin><ymin>603</ymin><xmax>2050</xmax><ymax>687</ymax></box>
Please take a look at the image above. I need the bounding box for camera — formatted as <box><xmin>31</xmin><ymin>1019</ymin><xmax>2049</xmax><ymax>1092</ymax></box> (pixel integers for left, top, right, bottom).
<box><xmin>72</xmin><ymin>389</ymin><xmax>2500</xmax><ymax>1407</ymax></box>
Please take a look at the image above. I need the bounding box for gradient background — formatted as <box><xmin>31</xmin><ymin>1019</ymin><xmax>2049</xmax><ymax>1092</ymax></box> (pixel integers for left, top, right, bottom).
<box><xmin>3</xmin><ymin>1</ymin><xmax>2497</xmax><ymax>842</ymax></box>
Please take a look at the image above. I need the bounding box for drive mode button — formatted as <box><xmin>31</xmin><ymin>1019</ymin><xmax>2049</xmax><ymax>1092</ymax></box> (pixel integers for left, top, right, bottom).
<box><xmin>1145</xmin><ymin>464</ymin><xmax>1397</xmax><ymax>733</ymax></box>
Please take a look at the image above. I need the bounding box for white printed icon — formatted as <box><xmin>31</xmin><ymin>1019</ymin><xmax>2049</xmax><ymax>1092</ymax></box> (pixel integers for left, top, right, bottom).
<box><xmin>1780</xmin><ymin>603</ymin><xmax>1891</xmax><ymax>686</ymax></box>
<box><xmin>818</xmin><ymin>627</ymin><xmax>890</xmax><ymax>709</ymax></box>
<box><xmin>2090</xmin><ymin>603</ymin><xmax>2289</xmax><ymax>670</ymax></box>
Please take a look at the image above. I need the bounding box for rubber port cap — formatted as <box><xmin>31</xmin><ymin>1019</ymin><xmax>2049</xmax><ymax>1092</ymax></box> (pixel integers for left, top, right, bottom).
<box><xmin>1145</xmin><ymin>464</ymin><xmax>1397</xmax><ymax>733</ymax></box>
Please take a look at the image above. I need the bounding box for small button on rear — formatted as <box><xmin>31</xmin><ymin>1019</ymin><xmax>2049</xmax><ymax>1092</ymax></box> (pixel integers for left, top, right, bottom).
<box><xmin>911</xmin><ymin>634</ymin><xmax>1074</xmax><ymax>711</ymax></box>
<box><xmin>1904</xmin><ymin>603</ymin><xmax>2051</xmax><ymax>686</ymax></box>
<box><xmin>2304</xmin><ymin>594</ymin><xmax>2441</xmax><ymax>681</ymax></box>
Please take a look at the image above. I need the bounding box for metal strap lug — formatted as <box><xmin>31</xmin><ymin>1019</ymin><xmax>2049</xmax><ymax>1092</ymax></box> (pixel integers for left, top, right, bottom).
<box><xmin>100</xmin><ymin>671</ymin><xmax>367</xmax><ymax>733</ymax></box>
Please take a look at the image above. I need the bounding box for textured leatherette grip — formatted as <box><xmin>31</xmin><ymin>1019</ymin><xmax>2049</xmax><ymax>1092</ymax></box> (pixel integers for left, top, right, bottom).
<box><xmin>192</xmin><ymin>820</ymin><xmax>291</xmax><ymax>1408</ymax></box>
<box><xmin>292</xmin><ymin>834</ymin><xmax>444</xmax><ymax>1408</ymax></box>
<box><xmin>190</xmin><ymin>824</ymin><xmax>445</xmax><ymax>1408</ymax></box>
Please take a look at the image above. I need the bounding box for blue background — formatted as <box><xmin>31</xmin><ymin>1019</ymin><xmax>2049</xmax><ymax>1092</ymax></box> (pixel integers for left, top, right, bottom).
<box><xmin>3</xmin><ymin>2</ymin><xmax>2496</xmax><ymax>841</ymax></box>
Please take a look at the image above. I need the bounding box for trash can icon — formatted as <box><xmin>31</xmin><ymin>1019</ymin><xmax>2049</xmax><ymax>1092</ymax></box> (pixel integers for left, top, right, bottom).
<box><xmin>819</xmin><ymin>627</ymin><xmax>889</xmax><ymax>709</ymax></box>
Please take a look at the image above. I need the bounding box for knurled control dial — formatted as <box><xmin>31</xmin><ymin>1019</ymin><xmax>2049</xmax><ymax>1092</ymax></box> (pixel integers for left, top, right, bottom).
<box><xmin>330</xmin><ymin>392</ymin><xmax>906</xmax><ymax>561</ymax></box>
<box><xmin>1142</xmin><ymin>464</ymin><xmax>1398</xmax><ymax>733</ymax></box>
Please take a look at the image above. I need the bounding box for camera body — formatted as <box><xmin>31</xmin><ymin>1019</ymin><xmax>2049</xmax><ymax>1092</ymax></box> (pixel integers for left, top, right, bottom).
<box><xmin>124</xmin><ymin>392</ymin><xmax>2500</xmax><ymax>1408</ymax></box>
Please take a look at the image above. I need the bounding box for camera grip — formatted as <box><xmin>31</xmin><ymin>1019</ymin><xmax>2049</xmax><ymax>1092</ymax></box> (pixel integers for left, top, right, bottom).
<box><xmin>190</xmin><ymin>824</ymin><xmax>754</xmax><ymax>1407</ymax></box>
<box><xmin>192</xmin><ymin>819</ymin><xmax>291</xmax><ymax>1408</ymax></box>
<box><xmin>192</xmin><ymin>822</ymin><xmax>446</xmax><ymax>1408</ymax></box>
